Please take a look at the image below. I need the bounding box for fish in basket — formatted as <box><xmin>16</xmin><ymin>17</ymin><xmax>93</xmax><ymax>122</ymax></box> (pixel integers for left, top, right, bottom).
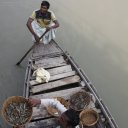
<box><xmin>69</xmin><ymin>91</ymin><xmax>91</xmax><ymax>111</ymax></box>
<box><xmin>2</xmin><ymin>96</ymin><xmax>32</xmax><ymax>127</ymax></box>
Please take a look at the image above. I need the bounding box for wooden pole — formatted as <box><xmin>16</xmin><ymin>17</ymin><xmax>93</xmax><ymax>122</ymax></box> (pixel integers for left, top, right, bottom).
<box><xmin>16</xmin><ymin>30</ymin><xmax>48</xmax><ymax>65</ymax></box>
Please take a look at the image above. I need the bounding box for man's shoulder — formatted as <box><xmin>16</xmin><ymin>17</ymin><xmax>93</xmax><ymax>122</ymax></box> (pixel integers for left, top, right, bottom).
<box><xmin>48</xmin><ymin>10</ymin><xmax>54</xmax><ymax>14</ymax></box>
<box><xmin>33</xmin><ymin>9</ymin><xmax>40</xmax><ymax>13</ymax></box>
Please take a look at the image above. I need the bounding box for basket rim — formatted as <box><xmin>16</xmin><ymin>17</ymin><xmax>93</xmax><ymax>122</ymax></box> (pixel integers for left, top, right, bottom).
<box><xmin>69</xmin><ymin>91</ymin><xmax>91</xmax><ymax>111</ymax></box>
<box><xmin>47</xmin><ymin>97</ymin><xmax>69</xmax><ymax>117</ymax></box>
<box><xmin>79</xmin><ymin>108</ymin><xmax>99</xmax><ymax>126</ymax></box>
<box><xmin>2</xmin><ymin>96</ymin><xmax>32</xmax><ymax>126</ymax></box>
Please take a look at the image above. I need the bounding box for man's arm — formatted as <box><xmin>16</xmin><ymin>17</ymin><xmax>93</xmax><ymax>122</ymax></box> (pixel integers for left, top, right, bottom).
<box><xmin>51</xmin><ymin>20</ymin><xmax>59</xmax><ymax>29</ymax></box>
<box><xmin>26</xmin><ymin>18</ymin><xmax>40</xmax><ymax>42</ymax></box>
<box><xmin>29</xmin><ymin>98</ymin><xmax>67</xmax><ymax>114</ymax></box>
<box><xmin>46</xmin><ymin>20</ymin><xmax>59</xmax><ymax>31</ymax></box>
<box><xmin>29</xmin><ymin>98</ymin><xmax>41</xmax><ymax>106</ymax></box>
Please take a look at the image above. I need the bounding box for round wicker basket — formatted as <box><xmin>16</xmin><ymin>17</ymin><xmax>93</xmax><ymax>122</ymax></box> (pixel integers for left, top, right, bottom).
<box><xmin>46</xmin><ymin>97</ymin><xmax>69</xmax><ymax>117</ymax></box>
<box><xmin>2</xmin><ymin>96</ymin><xmax>32</xmax><ymax>126</ymax></box>
<box><xmin>79</xmin><ymin>108</ymin><xmax>99</xmax><ymax>127</ymax></box>
<box><xmin>69</xmin><ymin>91</ymin><xmax>91</xmax><ymax>111</ymax></box>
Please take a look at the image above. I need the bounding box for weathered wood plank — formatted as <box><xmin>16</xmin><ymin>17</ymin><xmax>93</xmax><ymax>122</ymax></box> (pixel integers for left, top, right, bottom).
<box><xmin>31</xmin><ymin>106</ymin><xmax>51</xmax><ymax>120</ymax></box>
<box><xmin>35</xmin><ymin>56</ymin><xmax>65</xmax><ymax>65</ymax></box>
<box><xmin>31</xmin><ymin>75</ymin><xmax>80</xmax><ymax>94</ymax></box>
<box><xmin>30</xmin><ymin>71</ymin><xmax>76</xmax><ymax>86</ymax></box>
<box><xmin>26</xmin><ymin>118</ymin><xmax>62</xmax><ymax>128</ymax></box>
<box><xmin>47</xmin><ymin>65</ymin><xmax>72</xmax><ymax>76</ymax></box>
<box><xmin>32</xmin><ymin>40</ymin><xmax>63</xmax><ymax>58</ymax></box>
<box><xmin>30</xmin><ymin>87</ymin><xmax>83</xmax><ymax>99</ymax></box>
<box><xmin>34</xmin><ymin>62</ymin><xmax>67</xmax><ymax>70</ymax></box>
<box><xmin>30</xmin><ymin>65</ymin><xmax>72</xmax><ymax>80</ymax></box>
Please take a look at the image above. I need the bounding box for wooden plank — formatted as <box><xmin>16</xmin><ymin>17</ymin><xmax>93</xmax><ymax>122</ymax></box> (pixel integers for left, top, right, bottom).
<box><xmin>47</xmin><ymin>65</ymin><xmax>72</xmax><ymax>76</ymax></box>
<box><xmin>30</xmin><ymin>87</ymin><xmax>83</xmax><ymax>99</ymax></box>
<box><xmin>26</xmin><ymin>118</ymin><xmax>62</xmax><ymax>128</ymax></box>
<box><xmin>35</xmin><ymin>56</ymin><xmax>65</xmax><ymax>65</ymax></box>
<box><xmin>30</xmin><ymin>65</ymin><xmax>72</xmax><ymax>80</ymax></box>
<box><xmin>34</xmin><ymin>60</ymin><xmax>67</xmax><ymax>69</ymax></box>
<box><xmin>30</xmin><ymin>87</ymin><xmax>84</xmax><ymax>120</ymax></box>
<box><xmin>32</xmin><ymin>40</ymin><xmax>63</xmax><ymax>58</ymax></box>
<box><xmin>31</xmin><ymin>75</ymin><xmax>80</xmax><ymax>94</ymax></box>
<box><xmin>30</xmin><ymin>71</ymin><xmax>76</xmax><ymax>86</ymax></box>
<box><xmin>31</xmin><ymin>106</ymin><xmax>51</xmax><ymax>120</ymax></box>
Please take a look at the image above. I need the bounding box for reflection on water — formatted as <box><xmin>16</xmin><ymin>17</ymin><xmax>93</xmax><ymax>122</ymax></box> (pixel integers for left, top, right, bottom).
<box><xmin>0</xmin><ymin>0</ymin><xmax>128</xmax><ymax>127</ymax></box>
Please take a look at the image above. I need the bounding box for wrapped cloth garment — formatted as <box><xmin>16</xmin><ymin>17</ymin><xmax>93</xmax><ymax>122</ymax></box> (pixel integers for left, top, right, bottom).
<box><xmin>33</xmin><ymin>67</ymin><xmax>50</xmax><ymax>83</ymax></box>
<box><xmin>31</xmin><ymin>20</ymin><xmax>56</xmax><ymax>44</ymax></box>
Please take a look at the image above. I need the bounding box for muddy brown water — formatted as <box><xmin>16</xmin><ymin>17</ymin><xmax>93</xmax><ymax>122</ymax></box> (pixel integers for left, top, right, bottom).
<box><xmin>0</xmin><ymin>0</ymin><xmax>128</xmax><ymax>127</ymax></box>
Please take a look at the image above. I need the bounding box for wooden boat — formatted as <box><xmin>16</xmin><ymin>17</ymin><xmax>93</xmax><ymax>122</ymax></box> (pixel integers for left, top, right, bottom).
<box><xmin>23</xmin><ymin>40</ymin><xmax>119</xmax><ymax>128</ymax></box>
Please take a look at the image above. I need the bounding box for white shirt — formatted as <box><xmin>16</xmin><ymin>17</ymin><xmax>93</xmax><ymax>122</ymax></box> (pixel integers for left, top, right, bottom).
<box><xmin>41</xmin><ymin>99</ymin><xmax>67</xmax><ymax>114</ymax></box>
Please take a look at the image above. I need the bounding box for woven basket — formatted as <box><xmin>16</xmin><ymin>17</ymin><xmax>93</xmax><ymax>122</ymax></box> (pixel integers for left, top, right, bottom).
<box><xmin>69</xmin><ymin>91</ymin><xmax>91</xmax><ymax>111</ymax></box>
<box><xmin>79</xmin><ymin>109</ymin><xmax>99</xmax><ymax>127</ymax></box>
<box><xmin>47</xmin><ymin>97</ymin><xmax>69</xmax><ymax>117</ymax></box>
<box><xmin>2</xmin><ymin>96</ymin><xmax>32</xmax><ymax>126</ymax></box>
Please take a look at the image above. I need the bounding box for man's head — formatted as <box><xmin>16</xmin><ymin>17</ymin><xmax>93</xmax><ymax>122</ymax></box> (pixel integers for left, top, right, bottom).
<box><xmin>60</xmin><ymin>109</ymin><xmax>80</xmax><ymax>128</ymax></box>
<box><xmin>40</xmin><ymin>1</ymin><xmax>50</xmax><ymax>13</ymax></box>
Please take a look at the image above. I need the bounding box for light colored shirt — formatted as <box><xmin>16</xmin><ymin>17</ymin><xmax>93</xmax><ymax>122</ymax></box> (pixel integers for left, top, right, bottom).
<box><xmin>41</xmin><ymin>99</ymin><xmax>67</xmax><ymax>114</ymax></box>
<box><xmin>30</xmin><ymin>9</ymin><xmax>56</xmax><ymax>28</ymax></box>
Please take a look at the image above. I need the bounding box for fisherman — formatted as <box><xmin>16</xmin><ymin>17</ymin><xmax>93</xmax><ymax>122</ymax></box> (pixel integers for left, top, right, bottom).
<box><xmin>29</xmin><ymin>98</ymin><xmax>80</xmax><ymax>128</ymax></box>
<box><xmin>28</xmin><ymin>92</ymin><xmax>95</xmax><ymax>128</ymax></box>
<box><xmin>11</xmin><ymin>91</ymin><xmax>95</xmax><ymax>128</ymax></box>
<box><xmin>26</xmin><ymin>1</ymin><xmax>59</xmax><ymax>44</ymax></box>
<box><xmin>13</xmin><ymin>99</ymin><xmax>79</xmax><ymax>128</ymax></box>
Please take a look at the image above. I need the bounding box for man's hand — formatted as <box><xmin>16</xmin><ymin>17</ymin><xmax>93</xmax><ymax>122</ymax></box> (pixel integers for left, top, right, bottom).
<box><xmin>45</xmin><ymin>26</ymin><xmax>52</xmax><ymax>31</ymax></box>
<box><xmin>34</xmin><ymin>35</ymin><xmax>40</xmax><ymax>43</ymax></box>
<box><xmin>28</xmin><ymin>98</ymin><xmax>41</xmax><ymax>107</ymax></box>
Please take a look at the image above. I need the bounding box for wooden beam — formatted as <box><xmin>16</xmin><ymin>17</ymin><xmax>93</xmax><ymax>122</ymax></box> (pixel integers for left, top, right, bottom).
<box><xmin>30</xmin><ymin>65</ymin><xmax>72</xmax><ymax>80</ymax></box>
<box><xmin>32</xmin><ymin>40</ymin><xmax>63</xmax><ymax>58</ymax></box>
<box><xmin>26</xmin><ymin>118</ymin><xmax>61</xmax><ymax>128</ymax></box>
<box><xmin>31</xmin><ymin>75</ymin><xmax>80</xmax><ymax>94</ymax></box>
<box><xmin>30</xmin><ymin>87</ymin><xmax>83</xmax><ymax>99</ymax></box>
<box><xmin>34</xmin><ymin>56</ymin><xmax>66</xmax><ymax>69</ymax></box>
<box><xmin>47</xmin><ymin>65</ymin><xmax>72</xmax><ymax>76</ymax></box>
<box><xmin>30</xmin><ymin>71</ymin><xmax>76</xmax><ymax>86</ymax></box>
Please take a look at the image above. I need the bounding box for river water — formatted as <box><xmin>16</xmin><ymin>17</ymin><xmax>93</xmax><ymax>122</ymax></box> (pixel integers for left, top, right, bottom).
<box><xmin>0</xmin><ymin>0</ymin><xmax>128</xmax><ymax>127</ymax></box>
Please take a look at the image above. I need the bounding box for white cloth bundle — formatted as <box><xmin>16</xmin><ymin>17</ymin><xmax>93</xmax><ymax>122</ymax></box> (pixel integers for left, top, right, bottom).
<box><xmin>33</xmin><ymin>67</ymin><xmax>50</xmax><ymax>83</ymax></box>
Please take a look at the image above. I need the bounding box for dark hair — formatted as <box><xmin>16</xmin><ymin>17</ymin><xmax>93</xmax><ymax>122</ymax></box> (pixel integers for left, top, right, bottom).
<box><xmin>64</xmin><ymin>109</ymin><xmax>80</xmax><ymax>127</ymax></box>
<box><xmin>41</xmin><ymin>1</ymin><xmax>50</xmax><ymax>9</ymax></box>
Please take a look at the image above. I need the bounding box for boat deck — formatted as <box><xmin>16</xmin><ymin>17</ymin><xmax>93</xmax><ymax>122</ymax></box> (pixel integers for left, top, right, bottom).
<box><xmin>23</xmin><ymin>40</ymin><xmax>119</xmax><ymax>128</ymax></box>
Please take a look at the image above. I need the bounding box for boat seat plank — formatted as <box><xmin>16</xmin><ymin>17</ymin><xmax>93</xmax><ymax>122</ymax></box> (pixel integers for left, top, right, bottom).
<box><xmin>34</xmin><ymin>56</ymin><xmax>64</xmax><ymax>65</ymax></box>
<box><xmin>30</xmin><ymin>86</ymin><xmax>83</xmax><ymax>99</ymax></box>
<box><xmin>32</xmin><ymin>52</ymin><xmax>63</xmax><ymax>59</ymax></box>
<box><xmin>35</xmin><ymin>56</ymin><xmax>66</xmax><ymax>68</ymax></box>
<box><xmin>31</xmin><ymin>106</ymin><xmax>51</xmax><ymax>120</ymax></box>
<box><xmin>32</xmin><ymin>40</ymin><xmax>63</xmax><ymax>58</ymax></box>
<box><xmin>34</xmin><ymin>62</ymin><xmax>67</xmax><ymax>69</ymax></box>
<box><xmin>26</xmin><ymin>118</ymin><xmax>62</xmax><ymax>128</ymax></box>
<box><xmin>31</xmin><ymin>75</ymin><xmax>80</xmax><ymax>94</ymax></box>
<box><xmin>30</xmin><ymin>65</ymin><xmax>72</xmax><ymax>80</ymax></box>
<box><xmin>47</xmin><ymin>65</ymin><xmax>72</xmax><ymax>76</ymax></box>
<box><xmin>30</xmin><ymin>71</ymin><xmax>76</xmax><ymax>86</ymax></box>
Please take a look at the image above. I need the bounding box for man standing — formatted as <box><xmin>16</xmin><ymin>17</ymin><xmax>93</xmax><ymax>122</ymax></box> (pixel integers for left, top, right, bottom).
<box><xmin>26</xmin><ymin>1</ymin><xmax>59</xmax><ymax>44</ymax></box>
